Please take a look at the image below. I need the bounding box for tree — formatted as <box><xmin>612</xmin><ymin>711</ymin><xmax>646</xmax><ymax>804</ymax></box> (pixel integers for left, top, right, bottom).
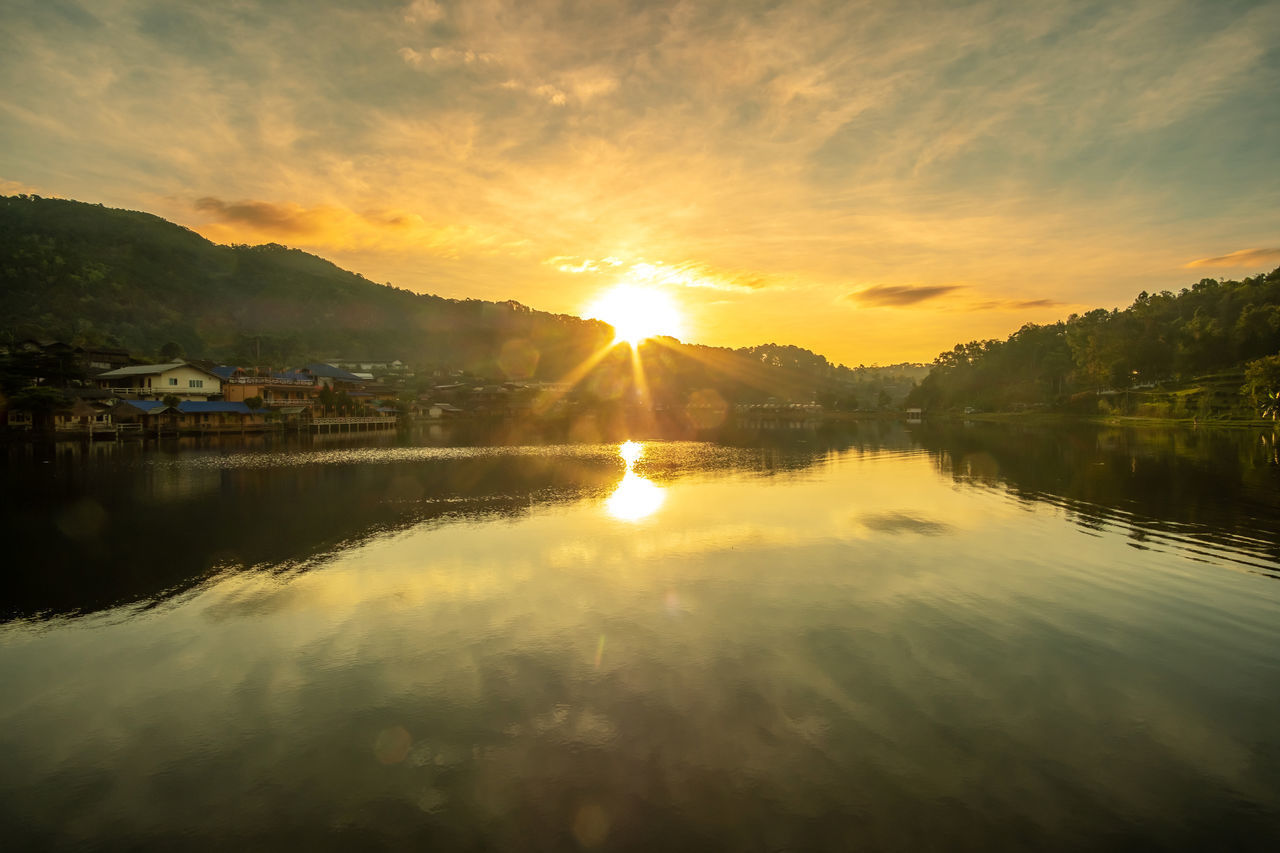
<box><xmin>9</xmin><ymin>386</ymin><xmax>70</xmax><ymax>432</ymax></box>
<box><xmin>159</xmin><ymin>341</ymin><xmax>184</xmax><ymax>360</ymax></box>
<box><xmin>162</xmin><ymin>394</ymin><xmax>180</xmax><ymax>409</ymax></box>
<box><xmin>1243</xmin><ymin>355</ymin><xmax>1280</xmax><ymax>418</ymax></box>
<box><xmin>243</xmin><ymin>396</ymin><xmax>264</xmax><ymax>410</ymax></box>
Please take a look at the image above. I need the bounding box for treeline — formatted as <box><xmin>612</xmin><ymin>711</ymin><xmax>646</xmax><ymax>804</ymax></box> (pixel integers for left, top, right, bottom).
<box><xmin>908</xmin><ymin>267</ymin><xmax>1280</xmax><ymax>414</ymax></box>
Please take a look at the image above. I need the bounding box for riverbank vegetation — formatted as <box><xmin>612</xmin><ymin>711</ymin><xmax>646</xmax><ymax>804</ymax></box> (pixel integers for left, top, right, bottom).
<box><xmin>907</xmin><ymin>266</ymin><xmax>1280</xmax><ymax>421</ymax></box>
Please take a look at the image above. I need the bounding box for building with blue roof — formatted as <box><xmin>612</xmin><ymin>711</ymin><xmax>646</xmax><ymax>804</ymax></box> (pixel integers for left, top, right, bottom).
<box><xmin>303</xmin><ymin>363</ymin><xmax>366</xmax><ymax>386</ymax></box>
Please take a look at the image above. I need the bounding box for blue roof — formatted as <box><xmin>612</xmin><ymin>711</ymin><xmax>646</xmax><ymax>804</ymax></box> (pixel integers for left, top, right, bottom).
<box><xmin>210</xmin><ymin>365</ymin><xmax>240</xmax><ymax>379</ymax></box>
<box><xmin>121</xmin><ymin>400</ymin><xmax>169</xmax><ymax>413</ymax></box>
<box><xmin>176</xmin><ymin>401</ymin><xmax>254</xmax><ymax>414</ymax></box>
<box><xmin>303</xmin><ymin>363</ymin><xmax>365</xmax><ymax>382</ymax></box>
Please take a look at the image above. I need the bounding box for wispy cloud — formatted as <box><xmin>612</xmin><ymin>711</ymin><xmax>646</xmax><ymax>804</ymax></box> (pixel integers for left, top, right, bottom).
<box><xmin>402</xmin><ymin>0</ymin><xmax>444</xmax><ymax>25</ymax></box>
<box><xmin>846</xmin><ymin>285</ymin><xmax>965</xmax><ymax>307</ymax></box>
<box><xmin>191</xmin><ymin>197</ymin><xmax>495</xmax><ymax>258</ymax></box>
<box><xmin>1185</xmin><ymin>248</ymin><xmax>1280</xmax><ymax>269</ymax></box>
<box><xmin>0</xmin><ymin>178</ymin><xmax>45</xmax><ymax>196</ymax></box>
<box><xmin>966</xmin><ymin>297</ymin><xmax>1064</xmax><ymax>312</ymax></box>
<box><xmin>548</xmin><ymin>256</ymin><xmax>779</xmax><ymax>293</ymax></box>
<box><xmin>194</xmin><ymin>197</ymin><xmax>345</xmax><ymax>236</ymax></box>
<box><xmin>398</xmin><ymin>46</ymin><xmax>495</xmax><ymax>70</ymax></box>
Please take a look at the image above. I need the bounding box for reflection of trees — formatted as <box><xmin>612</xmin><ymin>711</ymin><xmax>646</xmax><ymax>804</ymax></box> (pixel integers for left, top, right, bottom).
<box><xmin>17</xmin><ymin>420</ymin><xmax>1270</xmax><ymax>620</ymax></box>
<box><xmin>911</xmin><ymin>422</ymin><xmax>1280</xmax><ymax>573</ymax></box>
<box><xmin>2</xmin><ymin>451</ymin><xmax>616</xmax><ymax>619</ymax></box>
<box><xmin>2</xmin><ymin>430</ymin><xmax>852</xmax><ymax>620</ymax></box>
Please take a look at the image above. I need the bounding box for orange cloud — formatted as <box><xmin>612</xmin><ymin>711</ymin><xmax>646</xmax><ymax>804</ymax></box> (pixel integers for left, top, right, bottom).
<box><xmin>1185</xmin><ymin>248</ymin><xmax>1280</xmax><ymax>269</ymax></box>
<box><xmin>0</xmin><ymin>178</ymin><xmax>45</xmax><ymax>196</ymax></box>
<box><xmin>402</xmin><ymin>0</ymin><xmax>444</xmax><ymax>25</ymax></box>
<box><xmin>193</xmin><ymin>197</ymin><xmax>339</xmax><ymax>236</ymax></box>
<box><xmin>966</xmin><ymin>297</ymin><xmax>1064</xmax><ymax>311</ymax></box>
<box><xmin>846</xmin><ymin>284</ymin><xmax>964</xmax><ymax>307</ymax></box>
<box><xmin>190</xmin><ymin>197</ymin><xmax>490</xmax><ymax>258</ymax></box>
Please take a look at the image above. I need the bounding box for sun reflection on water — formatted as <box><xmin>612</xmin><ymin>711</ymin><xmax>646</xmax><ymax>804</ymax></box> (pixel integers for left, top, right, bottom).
<box><xmin>605</xmin><ymin>441</ymin><xmax>665</xmax><ymax>522</ymax></box>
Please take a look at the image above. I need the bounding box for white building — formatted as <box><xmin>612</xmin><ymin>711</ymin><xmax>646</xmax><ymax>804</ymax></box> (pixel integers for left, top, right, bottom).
<box><xmin>97</xmin><ymin>362</ymin><xmax>223</xmax><ymax>401</ymax></box>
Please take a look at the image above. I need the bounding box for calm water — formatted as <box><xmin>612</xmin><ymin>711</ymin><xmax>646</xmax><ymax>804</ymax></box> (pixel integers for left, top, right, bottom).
<box><xmin>2</xmin><ymin>422</ymin><xmax>1279</xmax><ymax>851</ymax></box>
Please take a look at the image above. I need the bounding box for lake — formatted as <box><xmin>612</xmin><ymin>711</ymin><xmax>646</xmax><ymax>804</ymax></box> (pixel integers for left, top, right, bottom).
<box><xmin>2</xmin><ymin>421</ymin><xmax>1279</xmax><ymax>851</ymax></box>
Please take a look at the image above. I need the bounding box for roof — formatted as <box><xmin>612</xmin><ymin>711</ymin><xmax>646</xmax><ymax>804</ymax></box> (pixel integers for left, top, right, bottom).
<box><xmin>69</xmin><ymin>388</ymin><xmax>114</xmax><ymax>400</ymax></box>
<box><xmin>98</xmin><ymin>362</ymin><xmax>222</xmax><ymax>380</ymax></box>
<box><xmin>303</xmin><ymin>363</ymin><xmax>365</xmax><ymax>382</ymax></box>
<box><xmin>119</xmin><ymin>399</ymin><xmax>170</xmax><ymax>413</ymax></box>
<box><xmin>67</xmin><ymin>400</ymin><xmax>103</xmax><ymax>417</ymax></box>
<box><xmin>98</xmin><ymin>362</ymin><xmax>186</xmax><ymax>378</ymax></box>
<box><xmin>210</xmin><ymin>365</ymin><xmax>241</xmax><ymax>379</ymax></box>
<box><xmin>176</xmin><ymin>401</ymin><xmax>254</xmax><ymax>414</ymax></box>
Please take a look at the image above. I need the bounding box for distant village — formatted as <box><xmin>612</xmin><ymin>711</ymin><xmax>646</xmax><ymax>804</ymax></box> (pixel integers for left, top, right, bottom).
<box><xmin>0</xmin><ymin>339</ymin><xmax>830</xmax><ymax>438</ymax></box>
<box><xmin>0</xmin><ymin>338</ymin><xmax>564</xmax><ymax>438</ymax></box>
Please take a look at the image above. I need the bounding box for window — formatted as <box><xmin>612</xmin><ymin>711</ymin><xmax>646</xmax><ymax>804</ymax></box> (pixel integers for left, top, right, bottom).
<box><xmin>189</xmin><ymin>379</ymin><xmax>203</xmax><ymax>388</ymax></box>
<box><xmin>168</xmin><ymin>378</ymin><xmax>178</xmax><ymax>386</ymax></box>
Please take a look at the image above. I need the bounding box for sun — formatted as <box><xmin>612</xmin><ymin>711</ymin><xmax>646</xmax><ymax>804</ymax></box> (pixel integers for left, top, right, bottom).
<box><xmin>584</xmin><ymin>285</ymin><xmax>684</xmax><ymax>345</ymax></box>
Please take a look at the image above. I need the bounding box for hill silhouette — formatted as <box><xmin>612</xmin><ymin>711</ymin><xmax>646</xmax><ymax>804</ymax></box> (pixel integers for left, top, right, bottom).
<box><xmin>0</xmin><ymin>194</ymin><xmax>615</xmax><ymax>379</ymax></box>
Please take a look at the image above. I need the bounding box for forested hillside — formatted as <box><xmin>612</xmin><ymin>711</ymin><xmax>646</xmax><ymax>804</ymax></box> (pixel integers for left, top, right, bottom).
<box><xmin>908</xmin><ymin>267</ymin><xmax>1280</xmax><ymax>417</ymax></box>
<box><xmin>1</xmin><ymin>194</ymin><xmax>912</xmax><ymax>407</ymax></box>
<box><xmin>0</xmin><ymin>194</ymin><xmax>615</xmax><ymax>380</ymax></box>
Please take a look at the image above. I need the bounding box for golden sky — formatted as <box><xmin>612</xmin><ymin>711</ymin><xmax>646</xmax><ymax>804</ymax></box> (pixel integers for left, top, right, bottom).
<box><xmin>3</xmin><ymin>0</ymin><xmax>1279</xmax><ymax>364</ymax></box>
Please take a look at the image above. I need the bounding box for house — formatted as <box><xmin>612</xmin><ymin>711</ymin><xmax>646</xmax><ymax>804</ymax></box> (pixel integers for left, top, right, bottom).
<box><xmin>11</xmin><ymin>339</ymin><xmax>134</xmax><ymax>380</ymax></box>
<box><xmin>172</xmin><ymin>401</ymin><xmax>268</xmax><ymax>432</ymax></box>
<box><xmin>301</xmin><ymin>363</ymin><xmax>367</xmax><ymax>390</ymax></box>
<box><xmin>97</xmin><ymin>362</ymin><xmax>223</xmax><ymax>400</ymax></box>
<box><xmin>110</xmin><ymin>399</ymin><xmax>174</xmax><ymax>433</ymax></box>
<box><xmin>273</xmin><ymin>405</ymin><xmax>313</xmax><ymax>427</ymax></box>
<box><xmin>81</xmin><ymin>345</ymin><xmax>134</xmax><ymax>375</ymax></box>
<box><xmin>218</xmin><ymin>367</ymin><xmax>320</xmax><ymax>408</ymax></box>
<box><xmin>424</xmin><ymin>402</ymin><xmax>464</xmax><ymax>419</ymax></box>
<box><xmin>53</xmin><ymin>399</ymin><xmax>115</xmax><ymax>436</ymax></box>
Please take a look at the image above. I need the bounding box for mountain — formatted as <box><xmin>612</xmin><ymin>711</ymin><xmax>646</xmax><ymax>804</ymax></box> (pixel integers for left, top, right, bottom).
<box><xmin>1</xmin><ymin>194</ymin><xmax>911</xmax><ymax>408</ymax></box>
<box><xmin>0</xmin><ymin>194</ymin><xmax>613</xmax><ymax>380</ymax></box>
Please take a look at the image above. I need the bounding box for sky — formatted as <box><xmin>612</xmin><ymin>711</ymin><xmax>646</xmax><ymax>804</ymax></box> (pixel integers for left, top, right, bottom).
<box><xmin>2</xmin><ymin>0</ymin><xmax>1279</xmax><ymax>365</ymax></box>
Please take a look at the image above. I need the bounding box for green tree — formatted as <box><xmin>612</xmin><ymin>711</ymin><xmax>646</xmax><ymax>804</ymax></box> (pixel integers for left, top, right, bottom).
<box><xmin>1243</xmin><ymin>355</ymin><xmax>1280</xmax><ymax>417</ymax></box>
<box><xmin>9</xmin><ymin>386</ymin><xmax>70</xmax><ymax>432</ymax></box>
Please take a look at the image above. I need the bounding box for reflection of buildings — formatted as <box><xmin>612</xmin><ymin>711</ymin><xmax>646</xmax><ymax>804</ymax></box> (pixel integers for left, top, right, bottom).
<box><xmin>605</xmin><ymin>441</ymin><xmax>665</xmax><ymax>521</ymax></box>
<box><xmin>734</xmin><ymin>402</ymin><xmax>824</xmax><ymax>430</ymax></box>
<box><xmin>138</xmin><ymin>465</ymin><xmax>224</xmax><ymax>504</ymax></box>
